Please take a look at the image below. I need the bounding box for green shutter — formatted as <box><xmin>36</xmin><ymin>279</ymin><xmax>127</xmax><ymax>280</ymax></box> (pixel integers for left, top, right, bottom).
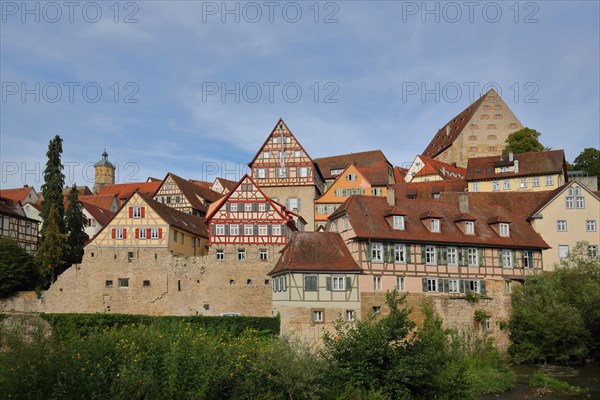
<box><xmin>326</xmin><ymin>277</ymin><xmax>332</xmax><ymax>291</ymax></box>
<box><xmin>436</xmin><ymin>247</ymin><xmax>441</xmax><ymax>265</ymax></box>
<box><xmin>512</xmin><ymin>251</ymin><xmax>517</xmax><ymax>268</ymax></box>
<box><xmin>224</xmin><ymin>225</ymin><xmax>229</xmax><ymax>235</ymax></box>
<box><xmin>498</xmin><ymin>250</ymin><xmax>502</xmax><ymax>267</ymax></box>
<box><xmin>529</xmin><ymin>251</ymin><xmax>534</xmax><ymax>269</ymax></box>
<box><xmin>268</xmin><ymin>225</ymin><xmax>272</xmax><ymax>235</ymax></box>
<box><xmin>406</xmin><ymin>244</ymin><xmax>411</xmax><ymax>263</ymax></box>
<box><xmin>253</xmin><ymin>225</ymin><xmax>258</xmax><ymax>235</ymax></box>
<box><xmin>478</xmin><ymin>249</ymin><xmax>484</xmax><ymax>266</ymax></box>
<box><xmin>365</xmin><ymin>243</ymin><xmax>372</xmax><ymax>262</ymax></box>
<box><xmin>441</xmin><ymin>247</ymin><xmax>448</xmax><ymax>265</ymax></box>
<box><xmin>210</xmin><ymin>225</ymin><xmax>215</xmax><ymax>235</ymax></box>
<box><xmin>390</xmin><ymin>245</ymin><xmax>396</xmax><ymax>263</ymax></box>
<box><xmin>225</xmin><ymin>202</ymin><xmax>230</xmax><ymax>211</ymax></box>
<box><xmin>480</xmin><ymin>280</ymin><xmax>486</xmax><ymax>295</ymax></box>
<box><xmin>459</xmin><ymin>280</ymin><xmax>465</xmax><ymax>293</ymax></box>
<box><xmin>265</xmin><ymin>202</ymin><xmax>270</xmax><ymax>211</ymax></box>
<box><xmin>421</xmin><ymin>246</ymin><xmax>426</xmax><ymax>264</ymax></box>
<box><xmin>346</xmin><ymin>277</ymin><xmax>352</xmax><ymax>291</ymax></box>
<box><xmin>458</xmin><ymin>247</ymin><xmax>463</xmax><ymax>266</ymax></box>
<box><xmin>442</xmin><ymin>279</ymin><xmax>449</xmax><ymax>292</ymax></box>
<box><xmin>422</xmin><ymin>278</ymin><xmax>428</xmax><ymax>292</ymax></box>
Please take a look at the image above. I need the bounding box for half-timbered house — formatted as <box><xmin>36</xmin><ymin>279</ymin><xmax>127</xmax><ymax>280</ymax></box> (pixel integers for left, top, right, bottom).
<box><xmin>153</xmin><ymin>172</ymin><xmax>223</xmax><ymax>217</ymax></box>
<box><xmin>0</xmin><ymin>196</ymin><xmax>39</xmax><ymax>253</ymax></box>
<box><xmin>248</xmin><ymin>119</ymin><xmax>324</xmax><ymax>230</ymax></box>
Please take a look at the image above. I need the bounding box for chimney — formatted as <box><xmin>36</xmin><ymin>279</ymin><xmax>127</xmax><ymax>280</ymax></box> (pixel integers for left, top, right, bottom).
<box><xmin>446</xmin><ymin>125</ymin><xmax>451</xmax><ymax>136</ymax></box>
<box><xmin>459</xmin><ymin>193</ymin><xmax>469</xmax><ymax>214</ymax></box>
<box><xmin>23</xmin><ymin>184</ymin><xmax>28</xmax><ymax>188</ymax></box>
<box><xmin>514</xmin><ymin>160</ymin><xmax>519</xmax><ymax>173</ymax></box>
<box><xmin>509</xmin><ymin>152</ymin><xmax>514</xmax><ymax>162</ymax></box>
<box><xmin>387</xmin><ymin>185</ymin><xmax>396</xmax><ymax>207</ymax></box>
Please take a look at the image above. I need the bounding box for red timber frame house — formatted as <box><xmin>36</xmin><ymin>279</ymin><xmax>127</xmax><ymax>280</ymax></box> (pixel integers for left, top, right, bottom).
<box><xmin>206</xmin><ymin>175</ymin><xmax>305</xmax><ymax>246</ymax></box>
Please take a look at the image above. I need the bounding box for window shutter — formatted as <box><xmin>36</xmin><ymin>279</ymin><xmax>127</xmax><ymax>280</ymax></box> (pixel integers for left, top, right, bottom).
<box><xmin>252</xmin><ymin>203</ymin><xmax>258</xmax><ymax>212</ymax></box>
<box><xmin>268</xmin><ymin>225</ymin><xmax>272</xmax><ymax>235</ymax></box>
<box><xmin>478</xmin><ymin>249</ymin><xmax>484</xmax><ymax>266</ymax></box>
<box><xmin>498</xmin><ymin>250</ymin><xmax>502</xmax><ymax>266</ymax></box>
<box><xmin>282</xmin><ymin>225</ymin><xmax>287</xmax><ymax>235</ymax></box>
<box><xmin>520</xmin><ymin>251</ymin><xmax>526</xmax><ymax>269</ymax></box>
<box><xmin>383</xmin><ymin>244</ymin><xmax>388</xmax><ymax>263</ymax></box>
<box><xmin>406</xmin><ymin>245</ymin><xmax>411</xmax><ymax>263</ymax></box>
<box><xmin>225</xmin><ymin>202</ymin><xmax>230</xmax><ymax>212</ymax></box>
<box><xmin>436</xmin><ymin>247</ymin><xmax>441</xmax><ymax>265</ymax></box>
<box><xmin>365</xmin><ymin>243</ymin><xmax>372</xmax><ymax>262</ymax></box>
<box><xmin>159</xmin><ymin>228</ymin><xmax>163</xmax><ymax>239</ymax></box>
<box><xmin>135</xmin><ymin>228</ymin><xmax>139</xmax><ymax>239</ymax></box>
<box><xmin>225</xmin><ymin>225</ymin><xmax>230</xmax><ymax>235</ymax></box>
<box><xmin>458</xmin><ymin>247</ymin><xmax>463</xmax><ymax>266</ymax></box>
<box><xmin>326</xmin><ymin>277</ymin><xmax>332</xmax><ymax>291</ymax></box>
<box><xmin>128</xmin><ymin>207</ymin><xmax>133</xmax><ymax>218</ymax></box>
<box><xmin>111</xmin><ymin>228</ymin><xmax>116</xmax><ymax>239</ymax></box>
<box><xmin>441</xmin><ymin>247</ymin><xmax>448</xmax><ymax>265</ymax></box>
<box><xmin>285</xmin><ymin>198</ymin><xmax>289</xmax><ymax>209</ymax></box>
<box><xmin>265</xmin><ymin>202</ymin><xmax>270</xmax><ymax>211</ymax></box>
<box><xmin>346</xmin><ymin>277</ymin><xmax>352</xmax><ymax>291</ymax></box>
<box><xmin>390</xmin><ymin>245</ymin><xmax>396</xmax><ymax>263</ymax></box>
<box><xmin>146</xmin><ymin>228</ymin><xmax>151</xmax><ymax>238</ymax></box>
<box><xmin>254</xmin><ymin>225</ymin><xmax>258</xmax><ymax>235</ymax></box>
<box><xmin>123</xmin><ymin>229</ymin><xmax>127</xmax><ymax>239</ymax></box>
<box><xmin>442</xmin><ymin>279</ymin><xmax>449</xmax><ymax>293</ymax></box>
<box><xmin>211</xmin><ymin>225</ymin><xmax>215</xmax><ymax>235</ymax></box>
<box><xmin>459</xmin><ymin>280</ymin><xmax>465</xmax><ymax>293</ymax></box>
<box><xmin>512</xmin><ymin>251</ymin><xmax>517</xmax><ymax>268</ymax></box>
<box><xmin>421</xmin><ymin>246</ymin><xmax>426</xmax><ymax>264</ymax></box>
<box><xmin>529</xmin><ymin>251</ymin><xmax>534</xmax><ymax>269</ymax></box>
<box><xmin>297</xmin><ymin>198</ymin><xmax>301</xmax><ymax>211</ymax></box>
<box><xmin>480</xmin><ymin>280</ymin><xmax>486</xmax><ymax>295</ymax></box>
<box><xmin>422</xmin><ymin>278</ymin><xmax>428</xmax><ymax>292</ymax></box>
<box><xmin>141</xmin><ymin>207</ymin><xmax>145</xmax><ymax>218</ymax></box>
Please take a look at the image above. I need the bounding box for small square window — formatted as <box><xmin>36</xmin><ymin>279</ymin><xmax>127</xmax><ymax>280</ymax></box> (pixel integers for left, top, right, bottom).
<box><xmin>118</xmin><ymin>278</ymin><xmax>129</xmax><ymax>288</ymax></box>
<box><xmin>372</xmin><ymin>306</ymin><xmax>381</xmax><ymax>314</ymax></box>
<box><xmin>216</xmin><ymin>249</ymin><xmax>224</xmax><ymax>261</ymax></box>
<box><xmin>143</xmin><ymin>280</ymin><xmax>151</xmax><ymax>287</ymax></box>
<box><xmin>313</xmin><ymin>310</ymin><xmax>323</xmax><ymax>323</ymax></box>
<box><xmin>346</xmin><ymin>310</ymin><xmax>355</xmax><ymax>321</ymax></box>
<box><xmin>105</xmin><ymin>280</ymin><xmax>113</xmax><ymax>288</ymax></box>
<box><xmin>237</xmin><ymin>249</ymin><xmax>246</xmax><ymax>261</ymax></box>
<box><xmin>259</xmin><ymin>248</ymin><xmax>268</xmax><ymax>260</ymax></box>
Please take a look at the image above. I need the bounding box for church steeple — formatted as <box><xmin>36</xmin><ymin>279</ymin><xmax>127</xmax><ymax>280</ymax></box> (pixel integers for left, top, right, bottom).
<box><xmin>93</xmin><ymin>149</ymin><xmax>115</xmax><ymax>194</ymax></box>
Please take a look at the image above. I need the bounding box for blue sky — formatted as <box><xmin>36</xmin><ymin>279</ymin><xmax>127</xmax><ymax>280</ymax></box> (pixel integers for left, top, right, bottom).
<box><xmin>1</xmin><ymin>0</ymin><xmax>599</xmax><ymax>189</ymax></box>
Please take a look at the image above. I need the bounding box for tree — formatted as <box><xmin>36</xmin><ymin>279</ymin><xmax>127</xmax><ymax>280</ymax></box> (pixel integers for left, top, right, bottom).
<box><xmin>39</xmin><ymin>135</ymin><xmax>66</xmax><ymax>245</ymax></box>
<box><xmin>573</xmin><ymin>147</ymin><xmax>600</xmax><ymax>179</ymax></box>
<box><xmin>503</xmin><ymin>127</ymin><xmax>545</xmax><ymax>155</ymax></box>
<box><xmin>35</xmin><ymin>207</ymin><xmax>68</xmax><ymax>284</ymax></box>
<box><xmin>64</xmin><ymin>184</ymin><xmax>89</xmax><ymax>266</ymax></box>
<box><xmin>0</xmin><ymin>237</ymin><xmax>42</xmax><ymax>298</ymax></box>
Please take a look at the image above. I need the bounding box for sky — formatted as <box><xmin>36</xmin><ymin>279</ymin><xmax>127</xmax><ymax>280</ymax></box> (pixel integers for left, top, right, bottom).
<box><xmin>1</xmin><ymin>0</ymin><xmax>599</xmax><ymax>190</ymax></box>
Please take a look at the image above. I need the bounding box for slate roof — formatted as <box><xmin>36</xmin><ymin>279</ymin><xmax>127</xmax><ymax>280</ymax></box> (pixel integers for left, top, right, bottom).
<box><xmin>314</xmin><ymin>150</ymin><xmax>392</xmax><ymax>185</ymax></box>
<box><xmin>268</xmin><ymin>232</ymin><xmax>361</xmax><ymax>275</ymax></box>
<box><xmin>466</xmin><ymin>150</ymin><xmax>566</xmax><ymax>181</ymax></box>
<box><xmin>329</xmin><ymin>195</ymin><xmax>548</xmax><ymax>249</ymax></box>
<box><xmin>422</xmin><ymin>90</ymin><xmax>491</xmax><ymax>158</ymax></box>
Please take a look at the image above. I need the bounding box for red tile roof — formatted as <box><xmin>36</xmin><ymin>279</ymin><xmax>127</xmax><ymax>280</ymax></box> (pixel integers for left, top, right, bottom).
<box><xmin>160</xmin><ymin>173</ymin><xmax>223</xmax><ymax>213</ymax></box>
<box><xmin>414</xmin><ymin>155</ymin><xmax>467</xmax><ymax>180</ymax></box>
<box><xmin>314</xmin><ymin>150</ymin><xmax>392</xmax><ymax>185</ymax></box>
<box><xmin>0</xmin><ymin>186</ymin><xmax>36</xmax><ymax>204</ymax></box>
<box><xmin>80</xmin><ymin>201</ymin><xmax>114</xmax><ymax>226</ymax></box>
<box><xmin>0</xmin><ymin>196</ymin><xmax>34</xmax><ymax>221</ymax></box>
<box><xmin>393</xmin><ymin>180</ymin><xmax>467</xmax><ymax>201</ymax></box>
<box><xmin>393</xmin><ymin>166</ymin><xmax>408</xmax><ymax>183</ymax></box>
<box><xmin>466</xmin><ymin>150</ymin><xmax>566</xmax><ymax>181</ymax></box>
<box><xmin>79</xmin><ymin>194</ymin><xmax>118</xmax><ymax>211</ymax></box>
<box><xmin>139</xmin><ymin>193</ymin><xmax>208</xmax><ymax>237</ymax></box>
<box><xmin>215</xmin><ymin>177</ymin><xmax>238</xmax><ymax>192</ymax></box>
<box><xmin>269</xmin><ymin>232</ymin><xmax>361</xmax><ymax>275</ymax></box>
<box><xmin>62</xmin><ymin>186</ymin><xmax>92</xmax><ymax>197</ymax></box>
<box><xmin>422</xmin><ymin>90</ymin><xmax>491</xmax><ymax>158</ymax></box>
<box><xmin>330</xmin><ymin>196</ymin><xmax>548</xmax><ymax>249</ymax></box>
<box><xmin>98</xmin><ymin>181</ymin><xmax>162</xmax><ymax>200</ymax></box>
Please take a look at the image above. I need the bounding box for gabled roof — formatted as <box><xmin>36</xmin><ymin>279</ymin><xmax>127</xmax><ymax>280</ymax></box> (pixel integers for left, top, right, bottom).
<box><xmin>140</xmin><ymin>193</ymin><xmax>208</xmax><ymax>237</ymax></box>
<box><xmin>80</xmin><ymin>201</ymin><xmax>115</xmax><ymax>226</ymax></box>
<box><xmin>214</xmin><ymin>177</ymin><xmax>238</xmax><ymax>192</ymax></box>
<box><xmin>422</xmin><ymin>90</ymin><xmax>492</xmax><ymax>158</ymax></box>
<box><xmin>157</xmin><ymin>173</ymin><xmax>223</xmax><ymax>213</ymax></box>
<box><xmin>0</xmin><ymin>196</ymin><xmax>36</xmax><ymax>221</ymax></box>
<box><xmin>528</xmin><ymin>179</ymin><xmax>600</xmax><ymax>219</ymax></box>
<box><xmin>79</xmin><ymin>194</ymin><xmax>118</xmax><ymax>211</ymax></box>
<box><xmin>393</xmin><ymin>167</ymin><xmax>409</xmax><ymax>183</ymax></box>
<box><xmin>189</xmin><ymin>179</ymin><xmax>212</xmax><ymax>189</ymax></box>
<box><xmin>413</xmin><ymin>155</ymin><xmax>467</xmax><ymax>180</ymax></box>
<box><xmin>62</xmin><ymin>186</ymin><xmax>92</xmax><ymax>197</ymax></box>
<box><xmin>329</xmin><ymin>195</ymin><xmax>548</xmax><ymax>249</ymax></box>
<box><xmin>393</xmin><ymin>180</ymin><xmax>467</xmax><ymax>201</ymax></box>
<box><xmin>0</xmin><ymin>186</ymin><xmax>37</xmax><ymax>204</ymax></box>
<box><xmin>466</xmin><ymin>150</ymin><xmax>566</xmax><ymax>181</ymax></box>
<box><xmin>314</xmin><ymin>150</ymin><xmax>392</xmax><ymax>185</ymax></box>
<box><xmin>268</xmin><ymin>232</ymin><xmax>361</xmax><ymax>276</ymax></box>
<box><xmin>98</xmin><ymin>181</ymin><xmax>162</xmax><ymax>200</ymax></box>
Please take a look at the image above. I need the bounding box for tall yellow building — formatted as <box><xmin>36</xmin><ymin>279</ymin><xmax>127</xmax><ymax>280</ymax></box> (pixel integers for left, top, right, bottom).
<box><xmin>93</xmin><ymin>150</ymin><xmax>116</xmax><ymax>194</ymax></box>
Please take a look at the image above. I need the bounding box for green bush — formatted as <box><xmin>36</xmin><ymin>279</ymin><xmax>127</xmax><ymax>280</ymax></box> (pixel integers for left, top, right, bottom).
<box><xmin>0</xmin><ymin>237</ymin><xmax>43</xmax><ymax>298</ymax></box>
<box><xmin>529</xmin><ymin>370</ymin><xmax>584</xmax><ymax>394</ymax></box>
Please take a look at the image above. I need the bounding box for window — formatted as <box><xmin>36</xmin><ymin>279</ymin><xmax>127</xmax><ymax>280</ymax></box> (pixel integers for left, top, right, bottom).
<box><xmin>139</xmin><ymin>228</ymin><xmax>147</xmax><ymax>239</ymax></box>
<box><xmin>509</xmin><ymin>123</ymin><xmax>517</xmax><ymax>129</ymax></box>
<box><xmin>532</xmin><ymin>177</ymin><xmax>540</xmax><ymax>187</ymax></box>
<box><xmin>263</xmin><ymin>151</ymin><xmax>270</xmax><ymax>158</ymax></box>
<box><xmin>371</xmin><ymin>188</ymin><xmax>382</xmax><ymax>196</ymax></box>
<box><xmin>483</xmin><ymin>105</ymin><xmax>490</xmax><ymax>110</ymax></box>
<box><xmin>371</xmin><ymin>243</ymin><xmax>383</xmax><ymax>262</ymax></box>
<box><xmin>487</xmin><ymin>124</ymin><xmax>496</xmax><ymax>130</ymax></box>
<box><xmin>230</xmin><ymin>225</ymin><xmax>239</xmax><ymax>235</ymax></box>
<box><xmin>471</xmin><ymin>124</ymin><xmax>478</xmax><ymax>130</ymax></box>
<box><xmin>304</xmin><ymin>275</ymin><xmax>318</xmax><ymax>291</ymax></box>
<box><xmin>272</xmin><ymin>225</ymin><xmax>281</xmax><ymax>235</ymax></box>
<box><xmin>494</xmin><ymin>114</ymin><xmax>502</xmax><ymax>120</ymax></box>
<box><xmin>143</xmin><ymin>280</ymin><xmax>151</xmax><ymax>287</ymax></box>
<box><xmin>259</xmin><ymin>249</ymin><xmax>268</xmax><ymax>261</ymax></box>
<box><xmin>258</xmin><ymin>203</ymin><xmax>266</xmax><ymax>212</ymax></box>
<box><xmin>115</xmin><ymin>228</ymin><xmax>124</xmax><ymax>239</ymax></box>
<box><xmin>558</xmin><ymin>245</ymin><xmax>569</xmax><ymax>259</ymax></box>
<box><xmin>215</xmin><ymin>225</ymin><xmax>225</xmax><ymax>235</ymax></box>
<box><xmin>118</xmin><ymin>278</ymin><xmax>129</xmax><ymax>288</ymax></box>
<box><xmin>545</xmin><ymin>176</ymin><xmax>554</xmax><ymax>186</ymax></box>
<box><xmin>519</xmin><ymin>178</ymin><xmax>527</xmax><ymax>188</ymax></box>
<box><xmin>568</xmin><ymin>187</ymin><xmax>581</xmax><ymax>196</ymax></box>
<box><xmin>395</xmin><ymin>244</ymin><xmax>407</xmax><ymax>263</ymax></box>
<box><xmin>334</xmin><ymin>189</ymin><xmax>343</xmax><ymax>197</ymax></box>
<box><xmin>397</xmin><ymin>277</ymin><xmax>405</xmax><ymax>291</ymax></box>
<box><xmin>216</xmin><ymin>249</ymin><xmax>224</xmax><ymax>261</ymax></box>
<box><xmin>258</xmin><ymin>225</ymin><xmax>267</xmax><ymax>236</ymax></box>
<box><xmin>468</xmin><ymin>248</ymin><xmax>478</xmax><ymax>266</ymax></box>
<box><xmin>237</xmin><ymin>249</ymin><xmax>246</xmax><ymax>261</ymax></box>
<box><xmin>331</xmin><ymin>168</ymin><xmax>344</xmax><ymax>175</ymax></box>
<box><xmin>327</xmin><ymin>205</ymin><xmax>334</xmax><ymax>214</ymax></box>
<box><xmin>151</xmin><ymin>228</ymin><xmax>159</xmax><ymax>239</ymax></box>
<box><xmin>501</xmin><ymin>250</ymin><xmax>513</xmax><ymax>268</ymax></box>
<box><xmin>469</xmin><ymin>146</ymin><xmax>477</xmax><ymax>152</ymax></box>
<box><xmin>522</xmin><ymin>250</ymin><xmax>533</xmax><ymax>268</ymax></box>
<box><xmin>586</xmin><ymin>220</ymin><xmax>597</xmax><ymax>232</ymax></box>
<box><xmin>566</xmin><ymin>197</ymin><xmax>574</xmax><ymax>208</ymax></box>
<box><xmin>425</xmin><ymin>245</ymin><xmax>437</xmax><ymax>265</ymax></box>
<box><xmin>317</xmin><ymin>204</ymin><xmax>325</xmax><ymax>214</ymax></box>
<box><xmin>467</xmin><ymin>280</ymin><xmax>480</xmax><ymax>293</ymax></box>
<box><xmin>492</xmin><ymin>181</ymin><xmax>500</xmax><ymax>191</ymax></box>
<box><xmin>294</xmin><ymin>150</ymin><xmax>301</xmax><ymax>158</ymax></box>
<box><xmin>374</xmin><ymin>276</ymin><xmax>382</xmax><ymax>291</ymax></box>
<box><xmin>244</xmin><ymin>225</ymin><xmax>253</xmax><ymax>236</ymax></box>
<box><xmin>557</xmin><ymin>220</ymin><xmax>567</xmax><ymax>232</ymax></box>
<box><xmin>471</xmin><ymin>182</ymin><xmax>479</xmax><ymax>192</ymax></box>
<box><xmin>499</xmin><ymin>223</ymin><xmax>510</xmax><ymax>237</ymax></box>
<box><xmin>255</xmin><ymin>168</ymin><xmax>267</xmax><ymax>179</ymax></box>
<box><xmin>332</xmin><ymin>275</ymin><xmax>346</xmax><ymax>291</ymax></box>
<box><xmin>576</xmin><ymin>197</ymin><xmax>585</xmax><ymax>208</ymax></box>
<box><xmin>448</xmin><ymin>279</ymin><xmax>460</xmax><ymax>293</ymax></box>
<box><xmin>132</xmin><ymin>206</ymin><xmax>141</xmax><ymax>218</ymax></box>
<box><xmin>245</xmin><ymin>203</ymin><xmax>252</xmax><ymax>212</ymax></box>
<box><xmin>277</xmin><ymin>168</ymin><xmax>288</xmax><ymax>178</ymax></box>
<box><xmin>481</xmin><ymin>114</ymin><xmax>490</xmax><ymax>120</ymax></box>
<box><xmin>427</xmin><ymin>278</ymin><xmax>438</xmax><ymax>292</ymax></box>
<box><xmin>393</xmin><ymin>216</ymin><xmax>405</xmax><ymax>230</ymax></box>
<box><xmin>487</xmin><ymin>134</ymin><xmax>497</xmax><ymax>140</ymax></box>
<box><xmin>447</xmin><ymin>247</ymin><xmax>458</xmax><ymax>265</ymax></box>
<box><xmin>313</xmin><ymin>310</ymin><xmax>323</xmax><ymax>323</ymax></box>
<box><xmin>346</xmin><ymin>173</ymin><xmax>357</xmax><ymax>181</ymax></box>
<box><xmin>229</xmin><ymin>203</ymin><xmax>237</xmax><ymax>212</ymax></box>
<box><xmin>505</xmin><ymin>280</ymin><xmax>512</xmax><ymax>294</ymax></box>
<box><xmin>105</xmin><ymin>280</ymin><xmax>113</xmax><ymax>288</ymax></box>
<box><xmin>468</xmin><ymin>135</ymin><xmax>477</xmax><ymax>141</ymax></box>
<box><xmin>430</xmin><ymin>219</ymin><xmax>440</xmax><ymax>232</ymax></box>
<box><xmin>288</xmin><ymin>198</ymin><xmax>300</xmax><ymax>211</ymax></box>
<box><xmin>495</xmin><ymin>104</ymin><xmax>501</xmax><ymax>110</ymax></box>
<box><xmin>372</xmin><ymin>306</ymin><xmax>381</xmax><ymax>314</ymax></box>
<box><xmin>588</xmin><ymin>245</ymin><xmax>598</xmax><ymax>258</ymax></box>
<box><xmin>465</xmin><ymin>221</ymin><xmax>474</xmax><ymax>235</ymax></box>
<box><xmin>503</xmin><ymin>180</ymin><xmax>510</xmax><ymax>190</ymax></box>
<box><xmin>342</xmin><ymin>217</ymin><xmax>348</xmax><ymax>231</ymax></box>
<box><xmin>346</xmin><ymin>310</ymin><xmax>355</xmax><ymax>321</ymax></box>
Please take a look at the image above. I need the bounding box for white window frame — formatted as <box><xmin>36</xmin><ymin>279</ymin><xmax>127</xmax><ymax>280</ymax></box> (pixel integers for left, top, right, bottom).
<box><xmin>588</xmin><ymin>245</ymin><xmax>598</xmax><ymax>258</ymax></box>
<box><xmin>502</xmin><ymin>249</ymin><xmax>513</xmax><ymax>268</ymax></box>
<box><xmin>393</xmin><ymin>215</ymin><xmax>405</xmax><ymax>230</ymax></box>
<box><xmin>557</xmin><ymin>220</ymin><xmax>567</xmax><ymax>232</ymax></box>
<box><xmin>139</xmin><ymin>228</ymin><xmax>147</xmax><ymax>239</ymax></box>
<box><xmin>503</xmin><ymin>180</ymin><xmax>511</xmax><ymax>190</ymax></box>
<box><xmin>151</xmin><ymin>228</ymin><xmax>159</xmax><ymax>239</ymax></box>
<box><xmin>576</xmin><ymin>197</ymin><xmax>585</xmax><ymax>209</ymax></box>
<box><xmin>259</xmin><ymin>248</ymin><xmax>268</xmax><ymax>261</ymax></box>
<box><xmin>519</xmin><ymin>178</ymin><xmax>527</xmax><ymax>188</ymax></box>
<box><xmin>244</xmin><ymin>225</ymin><xmax>253</xmax><ymax>236</ymax></box>
<box><xmin>346</xmin><ymin>310</ymin><xmax>355</xmax><ymax>321</ymax></box>
<box><xmin>468</xmin><ymin>248</ymin><xmax>478</xmax><ymax>266</ymax></box>
<box><xmin>230</xmin><ymin>225</ymin><xmax>239</xmax><ymax>235</ymax></box>
<box><xmin>532</xmin><ymin>177</ymin><xmax>540</xmax><ymax>187</ymax></box>
<box><xmin>216</xmin><ymin>249</ymin><xmax>224</xmax><ymax>261</ymax></box>
<box><xmin>499</xmin><ymin>223</ymin><xmax>510</xmax><ymax>237</ymax></box>
<box><xmin>465</xmin><ymin>221</ymin><xmax>474</xmax><ymax>235</ymax></box>
<box><xmin>492</xmin><ymin>181</ymin><xmax>500</xmax><ymax>191</ymax></box>
<box><xmin>258</xmin><ymin>203</ymin><xmax>266</xmax><ymax>212</ymax></box>
<box><xmin>332</xmin><ymin>275</ymin><xmax>346</xmax><ymax>291</ymax></box>
<box><xmin>566</xmin><ymin>197</ymin><xmax>574</xmax><ymax>208</ymax></box>
<box><xmin>272</xmin><ymin>225</ymin><xmax>281</xmax><ymax>235</ymax></box>
<box><xmin>313</xmin><ymin>310</ymin><xmax>323</xmax><ymax>322</ymax></box>
<box><xmin>230</xmin><ymin>203</ymin><xmax>238</xmax><ymax>212</ymax></box>
<box><xmin>346</xmin><ymin>173</ymin><xmax>357</xmax><ymax>181</ymax></box>
<box><xmin>258</xmin><ymin>225</ymin><xmax>267</xmax><ymax>236</ymax></box>
<box><xmin>371</xmin><ymin>188</ymin><xmax>382</xmax><ymax>196</ymax></box>
<box><xmin>245</xmin><ymin>203</ymin><xmax>252</xmax><ymax>212</ymax></box>
<box><xmin>425</xmin><ymin>245</ymin><xmax>436</xmax><ymax>265</ymax></box>
<box><xmin>237</xmin><ymin>249</ymin><xmax>246</xmax><ymax>261</ymax></box>
<box><xmin>472</xmin><ymin>182</ymin><xmax>479</xmax><ymax>192</ymax></box>
<box><xmin>430</xmin><ymin>219</ymin><xmax>440</xmax><ymax>232</ymax></box>
<box><xmin>256</xmin><ymin>168</ymin><xmax>267</xmax><ymax>179</ymax></box>
<box><xmin>215</xmin><ymin>225</ymin><xmax>225</xmax><ymax>235</ymax></box>
<box><xmin>288</xmin><ymin>197</ymin><xmax>299</xmax><ymax>211</ymax></box>
<box><xmin>317</xmin><ymin>204</ymin><xmax>325</xmax><ymax>214</ymax></box>
<box><xmin>277</xmin><ymin>168</ymin><xmax>288</xmax><ymax>178</ymax></box>
<box><xmin>467</xmin><ymin>280</ymin><xmax>480</xmax><ymax>294</ymax></box>
<box><xmin>373</xmin><ymin>276</ymin><xmax>382</xmax><ymax>291</ymax></box>
<box><xmin>448</xmin><ymin>279</ymin><xmax>460</xmax><ymax>293</ymax></box>
<box><xmin>586</xmin><ymin>220</ymin><xmax>597</xmax><ymax>232</ymax></box>
<box><xmin>427</xmin><ymin>278</ymin><xmax>438</xmax><ymax>292</ymax></box>
<box><xmin>263</xmin><ymin>151</ymin><xmax>271</xmax><ymax>158</ymax></box>
<box><xmin>132</xmin><ymin>206</ymin><xmax>142</xmax><ymax>218</ymax></box>
<box><xmin>397</xmin><ymin>276</ymin><xmax>405</xmax><ymax>291</ymax></box>
<box><xmin>115</xmin><ymin>228</ymin><xmax>124</xmax><ymax>239</ymax></box>
<box><xmin>395</xmin><ymin>244</ymin><xmax>406</xmax><ymax>263</ymax></box>
<box><xmin>545</xmin><ymin>176</ymin><xmax>554</xmax><ymax>186</ymax></box>
<box><xmin>447</xmin><ymin>247</ymin><xmax>458</xmax><ymax>266</ymax></box>
<box><xmin>371</xmin><ymin>242</ymin><xmax>383</xmax><ymax>262</ymax></box>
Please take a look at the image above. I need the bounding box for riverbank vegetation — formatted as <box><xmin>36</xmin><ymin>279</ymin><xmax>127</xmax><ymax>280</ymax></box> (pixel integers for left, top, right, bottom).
<box><xmin>0</xmin><ymin>291</ymin><xmax>514</xmax><ymax>399</ymax></box>
<box><xmin>509</xmin><ymin>242</ymin><xmax>600</xmax><ymax>363</ymax></box>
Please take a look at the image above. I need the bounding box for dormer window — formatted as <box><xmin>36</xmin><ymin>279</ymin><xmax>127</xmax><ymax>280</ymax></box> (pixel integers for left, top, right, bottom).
<box><xmin>430</xmin><ymin>219</ymin><xmax>440</xmax><ymax>232</ymax></box>
<box><xmin>500</xmin><ymin>223</ymin><xmax>510</xmax><ymax>237</ymax></box>
<box><xmin>465</xmin><ymin>221</ymin><xmax>474</xmax><ymax>235</ymax></box>
<box><xmin>393</xmin><ymin>215</ymin><xmax>405</xmax><ymax>230</ymax></box>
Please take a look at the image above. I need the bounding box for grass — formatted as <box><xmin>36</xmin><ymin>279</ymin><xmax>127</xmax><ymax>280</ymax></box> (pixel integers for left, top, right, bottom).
<box><xmin>529</xmin><ymin>370</ymin><xmax>585</xmax><ymax>395</ymax></box>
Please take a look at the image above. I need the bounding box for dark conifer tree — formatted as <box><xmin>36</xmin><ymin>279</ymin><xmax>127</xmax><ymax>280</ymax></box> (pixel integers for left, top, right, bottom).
<box><xmin>64</xmin><ymin>184</ymin><xmax>89</xmax><ymax>265</ymax></box>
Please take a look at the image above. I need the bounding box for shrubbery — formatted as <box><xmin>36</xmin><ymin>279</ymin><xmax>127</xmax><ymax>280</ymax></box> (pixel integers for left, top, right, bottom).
<box><xmin>509</xmin><ymin>242</ymin><xmax>600</xmax><ymax>363</ymax></box>
<box><xmin>0</xmin><ymin>237</ymin><xmax>43</xmax><ymax>298</ymax></box>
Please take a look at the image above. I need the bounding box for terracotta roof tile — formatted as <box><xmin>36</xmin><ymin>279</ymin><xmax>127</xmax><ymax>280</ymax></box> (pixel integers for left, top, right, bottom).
<box><xmin>162</xmin><ymin>173</ymin><xmax>223</xmax><ymax>213</ymax></box>
<box><xmin>79</xmin><ymin>194</ymin><xmax>117</xmax><ymax>211</ymax></box>
<box><xmin>98</xmin><ymin>181</ymin><xmax>162</xmax><ymax>200</ymax></box>
<box><xmin>269</xmin><ymin>232</ymin><xmax>361</xmax><ymax>275</ymax></box>
<box><xmin>138</xmin><ymin>193</ymin><xmax>208</xmax><ymax>237</ymax></box>
<box><xmin>416</xmin><ymin>155</ymin><xmax>467</xmax><ymax>179</ymax></box>
<box><xmin>314</xmin><ymin>150</ymin><xmax>392</xmax><ymax>185</ymax></box>
<box><xmin>393</xmin><ymin>180</ymin><xmax>467</xmax><ymax>201</ymax></box>
<box><xmin>330</xmin><ymin>196</ymin><xmax>548</xmax><ymax>249</ymax></box>
<box><xmin>0</xmin><ymin>187</ymin><xmax>36</xmax><ymax>204</ymax></box>
<box><xmin>393</xmin><ymin>166</ymin><xmax>408</xmax><ymax>183</ymax></box>
<box><xmin>80</xmin><ymin>201</ymin><xmax>114</xmax><ymax>226</ymax></box>
<box><xmin>466</xmin><ymin>150</ymin><xmax>566</xmax><ymax>181</ymax></box>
